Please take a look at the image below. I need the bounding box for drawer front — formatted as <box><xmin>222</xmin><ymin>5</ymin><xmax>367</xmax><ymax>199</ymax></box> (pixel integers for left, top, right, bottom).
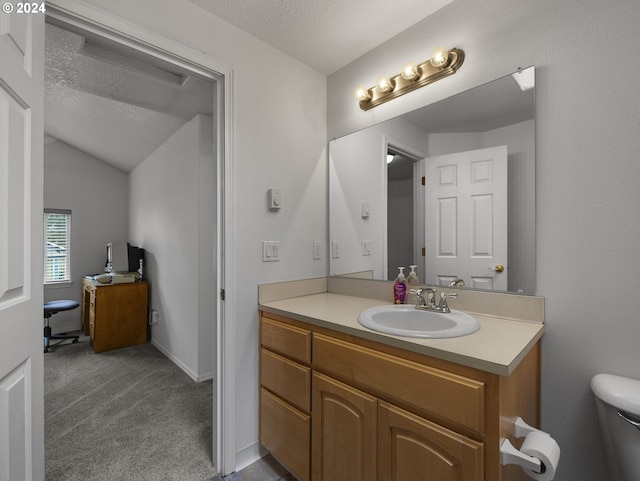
<box><xmin>260</xmin><ymin>388</ymin><xmax>310</xmax><ymax>481</ymax></box>
<box><xmin>261</xmin><ymin>348</ymin><xmax>311</xmax><ymax>413</ymax></box>
<box><xmin>313</xmin><ymin>333</ymin><xmax>485</xmax><ymax>436</ymax></box>
<box><xmin>261</xmin><ymin>317</ymin><xmax>311</xmax><ymax>364</ymax></box>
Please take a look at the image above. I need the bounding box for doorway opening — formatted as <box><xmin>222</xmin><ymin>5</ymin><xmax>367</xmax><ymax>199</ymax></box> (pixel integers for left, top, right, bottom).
<box><xmin>44</xmin><ymin>3</ymin><xmax>234</xmax><ymax>474</ymax></box>
<box><xmin>382</xmin><ymin>137</ymin><xmax>425</xmax><ymax>283</ymax></box>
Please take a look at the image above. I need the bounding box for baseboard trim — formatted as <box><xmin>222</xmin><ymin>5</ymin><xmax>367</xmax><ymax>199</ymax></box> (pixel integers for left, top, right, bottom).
<box><xmin>235</xmin><ymin>442</ymin><xmax>267</xmax><ymax>472</ymax></box>
<box><xmin>150</xmin><ymin>339</ymin><xmax>213</xmax><ymax>382</ymax></box>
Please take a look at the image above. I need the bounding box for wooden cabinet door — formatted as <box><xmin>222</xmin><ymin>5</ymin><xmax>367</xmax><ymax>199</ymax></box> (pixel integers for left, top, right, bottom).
<box><xmin>311</xmin><ymin>372</ymin><xmax>377</xmax><ymax>481</ymax></box>
<box><xmin>378</xmin><ymin>401</ymin><xmax>484</xmax><ymax>481</ymax></box>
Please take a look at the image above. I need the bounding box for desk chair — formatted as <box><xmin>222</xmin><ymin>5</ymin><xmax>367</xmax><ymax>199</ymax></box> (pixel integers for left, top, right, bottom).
<box><xmin>44</xmin><ymin>300</ymin><xmax>80</xmax><ymax>353</ymax></box>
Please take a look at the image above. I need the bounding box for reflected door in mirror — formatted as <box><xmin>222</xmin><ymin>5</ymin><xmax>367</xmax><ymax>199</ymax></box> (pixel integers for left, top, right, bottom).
<box><xmin>425</xmin><ymin>146</ymin><xmax>507</xmax><ymax>290</ymax></box>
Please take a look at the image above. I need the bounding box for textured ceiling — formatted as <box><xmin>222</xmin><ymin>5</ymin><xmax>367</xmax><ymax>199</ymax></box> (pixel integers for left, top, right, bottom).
<box><xmin>44</xmin><ymin>0</ymin><xmax>459</xmax><ymax>172</ymax></box>
<box><xmin>186</xmin><ymin>0</ymin><xmax>454</xmax><ymax>75</ymax></box>
<box><xmin>44</xmin><ymin>1</ymin><xmax>453</xmax><ymax>173</ymax></box>
<box><xmin>44</xmin><ymin>23</ymin><xmax>214</xmax><ymax>173</ymax></box>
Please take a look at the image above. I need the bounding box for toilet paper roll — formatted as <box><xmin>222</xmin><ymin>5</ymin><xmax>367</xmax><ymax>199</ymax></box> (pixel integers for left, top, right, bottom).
<box><xmin>520</xmin><ymin>431</ymin><xmax>561</xmax><ymax>481</ymax></box>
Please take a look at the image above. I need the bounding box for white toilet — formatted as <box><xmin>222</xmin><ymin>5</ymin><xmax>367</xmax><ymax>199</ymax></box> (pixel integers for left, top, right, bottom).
<box><xmin>591</xmin><ymin>373</ymin><xmax>640</xmax><ymax>481</ymax></box>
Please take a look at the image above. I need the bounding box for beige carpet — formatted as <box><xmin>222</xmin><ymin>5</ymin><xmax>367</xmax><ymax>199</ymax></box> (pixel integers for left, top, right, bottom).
<box><xmin>44</xmin><ymin>334</ymin><xmax>215</xmax><ymax>480</ymax></box>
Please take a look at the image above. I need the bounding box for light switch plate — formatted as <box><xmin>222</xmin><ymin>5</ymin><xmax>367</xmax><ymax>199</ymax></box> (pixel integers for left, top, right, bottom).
<box><xmin>262</xmin><ymin>241</ymin><xmax>280</xmax><ymax>261</ymax></box>
<box><xmin>331</xmin><ymin>241</ymin><xmax>340</xmax><ymax>259</ymax></box>
<box><xmin>361</xmin><ymin>239</ymin><xmax>371</xmax><ymax>256</ymax></box>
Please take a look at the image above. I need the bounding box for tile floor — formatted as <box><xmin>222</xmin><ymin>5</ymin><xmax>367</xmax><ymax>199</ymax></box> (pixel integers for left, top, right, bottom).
<box><xmin>211</xmin><ymin>455</ymin><xmax>295</xmax><ymax>481</ymax></box>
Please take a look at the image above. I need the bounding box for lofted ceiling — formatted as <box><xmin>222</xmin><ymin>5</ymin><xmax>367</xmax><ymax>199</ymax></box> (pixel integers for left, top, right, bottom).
<box><xmin>44</xmin><ymin>1</ymin><xmax>454</xmax><ymax>172</ymax></box>
<box><xmin>185</xmin><ymin>0</ymin><xmax>454</xmax><ymax>76</ymax></box>
<box><xmin>44</xmin><ymin>23</ymin><xmax>214</xmax><ymax>173</ymax></box>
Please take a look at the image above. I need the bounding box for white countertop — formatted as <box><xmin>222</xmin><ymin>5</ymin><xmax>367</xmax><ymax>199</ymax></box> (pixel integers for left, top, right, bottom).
<box><xmin>259</xmin><ymin>292</ymin><xmax>544</xmax><ymax>376</ymax></box>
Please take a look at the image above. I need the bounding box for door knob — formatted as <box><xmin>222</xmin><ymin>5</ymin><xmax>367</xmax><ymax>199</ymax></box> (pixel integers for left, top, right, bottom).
<box><xmin>489</xmin><ymin>264</ymin><xmax>505</xmax><ymax>273</ymax></box>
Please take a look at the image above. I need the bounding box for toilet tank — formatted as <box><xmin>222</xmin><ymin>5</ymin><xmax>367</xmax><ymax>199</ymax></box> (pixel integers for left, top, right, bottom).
<box><xmin>591</xmin><ymin>374</ymin><xmax>640</xmax><ymax>481</ymax></box>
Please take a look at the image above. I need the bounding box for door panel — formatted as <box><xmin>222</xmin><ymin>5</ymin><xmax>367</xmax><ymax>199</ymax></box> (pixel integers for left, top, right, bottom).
<box><xmin>0</xmin><ymin>4</ymin><xmax>45</xmax><ymax>480</ymax></box>
<box><xmin>425</xmin><ymin>146</ymin><xmax>507</xmax><ymax>291</ymax></box>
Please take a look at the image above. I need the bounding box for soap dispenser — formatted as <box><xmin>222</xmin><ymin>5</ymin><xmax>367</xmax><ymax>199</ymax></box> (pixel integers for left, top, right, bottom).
<box><xmin>393</xmin><ymin>267</ymin><xmax>407</xmax><ymax>304</ymax></box>
<box><xmin>407</xmin><ymin>265</ymin><xmax>420</xmax><ymax>285</ymax></box>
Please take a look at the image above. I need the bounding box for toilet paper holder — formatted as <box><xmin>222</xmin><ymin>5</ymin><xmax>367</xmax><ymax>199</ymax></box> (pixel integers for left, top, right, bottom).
<box><xmin>500</xmin><ymin>417</ymin><xmax>545</xmax><ymax>473</ymax></box>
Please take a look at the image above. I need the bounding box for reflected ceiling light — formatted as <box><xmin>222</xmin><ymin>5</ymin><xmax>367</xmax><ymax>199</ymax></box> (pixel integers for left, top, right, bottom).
<box><xmin>355</xmin><ymin>47</ymin><xmax>465</xmax><ymax>111</ymax></box>
<box><xmin>387</xmin><ymin>154</ymin><xmax>395</xmax><ymax>164</ymax></box>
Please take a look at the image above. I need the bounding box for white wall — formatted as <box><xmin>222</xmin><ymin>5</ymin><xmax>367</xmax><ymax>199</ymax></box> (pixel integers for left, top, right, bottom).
<box><xmin>43</xmin><ymin>138</ymin><xmax>129</xmax><ymax>331</ymax></box>
<box><xmin>129</xmin><ymin>115</ymin><xmax>214</xmax><ymax>381</ymax></box>
<box><xmin>80</xmin><ymin>0</ymin><xmax>328</xmax><ymax>468</ymax></box>
<box><xmin>330</xmin><ymin>116</ymin><xmax>428</xmax><ymax>279</ymax></box>
<box><xmin>328</xmin><ymin>1</ymin><xmax>640</xmax><ymax>480</ymax></box>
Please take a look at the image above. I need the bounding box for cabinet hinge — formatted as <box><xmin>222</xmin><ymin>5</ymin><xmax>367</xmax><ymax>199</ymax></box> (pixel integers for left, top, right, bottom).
<box><xmin>220</xmin><ymin>289</ymin><xmax>225</xmax><ymax>301</ymax></box>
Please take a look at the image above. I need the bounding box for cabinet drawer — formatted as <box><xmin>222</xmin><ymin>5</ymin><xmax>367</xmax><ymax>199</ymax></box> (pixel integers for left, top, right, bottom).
<box><xmin>313</xmin><ymin>333</ymin><xmax>485</xmax><ymax>435</ymax></box>
<box><xmin>261</xmin><ymin>317</ymin><xmax>311</xmax><ymax>364</ymax></box>
<box><xmin>260</xmin><ymin>388</ymin><xmax>310</xmax><ymax>481</ymax></box>
<box><xmin>261</xmin><ymin>349</ymin><xmax>310</xmax><ymax>413</ymax></box>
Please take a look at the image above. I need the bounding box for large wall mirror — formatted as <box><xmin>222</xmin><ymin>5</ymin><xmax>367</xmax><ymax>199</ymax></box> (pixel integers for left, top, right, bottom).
<box><xmin>329</xmin><ymin>67</ymin><xmax>536</xmax><ymax>294</ymax></box>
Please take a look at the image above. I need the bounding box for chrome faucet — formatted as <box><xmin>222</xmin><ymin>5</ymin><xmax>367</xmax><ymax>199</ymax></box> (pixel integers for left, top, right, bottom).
<box><xmin>411</xmin><ymin>287</ymin><xmax>437</xmax><ymax>310</ymax></box>
<box><xmin>410</xmin><ymin>288</ymin><xmax>457</xmax><ymax>313</ymax></box>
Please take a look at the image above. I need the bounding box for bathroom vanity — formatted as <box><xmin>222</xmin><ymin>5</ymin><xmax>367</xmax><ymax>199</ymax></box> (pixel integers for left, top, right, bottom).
<box><xmin>258</xmin><ymin>279</ymin><xmax>544</xmax><ymax>481</ymax></box>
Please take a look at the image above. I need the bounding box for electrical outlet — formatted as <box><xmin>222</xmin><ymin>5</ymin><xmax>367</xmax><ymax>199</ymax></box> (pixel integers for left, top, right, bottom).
<box><xmin>313</xmin><ymin>241</ymin><xmax>322</xmax><ymax>260</ymax></box>
<box><xmin>151</xmin><ymin>310</ymin><xmax>159</xmax><ymax>324</ymax></box>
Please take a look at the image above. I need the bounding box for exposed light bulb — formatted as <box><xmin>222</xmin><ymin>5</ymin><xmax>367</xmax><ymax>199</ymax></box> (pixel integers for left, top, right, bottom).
<box><xmin>387</xmin><ymin>154</ymin><xmax>395</xmax><ymax>164</ymax></box>
<box><xmin>401</xmin><ymin>62</ymin><xmax>420</xmax><ymax>81</ymax></box>
<box><xmin>354</xmin><ymin>86</ymin><xmax>371</xmax><ymax>102</ymax></box>
<box><xmin>376</xmin><ymin>76</ymin><xmax>394</xmax><ymax>93</ymax></box>
<box><xmin>429</xmin><ymin>47</ymin><xmax>450</xmax><ymax>68</ymax></box>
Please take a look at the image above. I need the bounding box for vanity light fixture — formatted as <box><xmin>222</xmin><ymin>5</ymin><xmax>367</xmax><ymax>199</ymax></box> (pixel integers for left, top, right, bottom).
<box><xmin>355</xmin><ymin>47</ymin><xmax>465</xmax><ymax>111</ymax></box>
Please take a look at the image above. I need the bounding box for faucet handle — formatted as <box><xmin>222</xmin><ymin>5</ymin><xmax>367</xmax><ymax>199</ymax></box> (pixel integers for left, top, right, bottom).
<box><xmin>439</xmin><ymin>292</ymin><xmax>457</xmax><ymax>312</ymax></box>
<box><xmin>410</xmin><ymin>288</ymin><xmax>426</xmax><ymax>304</ymax></box>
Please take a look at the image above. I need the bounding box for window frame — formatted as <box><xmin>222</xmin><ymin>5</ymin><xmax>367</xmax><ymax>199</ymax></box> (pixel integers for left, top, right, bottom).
<box><xmin>44</xmin><ymin>208</ymin><xmax>72</xmax><ymax>286</ymax></box>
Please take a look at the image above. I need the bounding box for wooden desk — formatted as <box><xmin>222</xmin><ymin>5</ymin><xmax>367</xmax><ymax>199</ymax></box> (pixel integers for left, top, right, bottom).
<box><xmin>82</xmin><ymin>278</ymin><xmax>148</xmax><ymax>353</ymax></box>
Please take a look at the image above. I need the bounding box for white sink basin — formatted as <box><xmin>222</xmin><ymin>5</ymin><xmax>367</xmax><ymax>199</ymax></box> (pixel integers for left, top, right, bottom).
<box><xmin>357</xmin><ymin>304</ymin><xmax>480</xmax><ymax>339</ymax></box>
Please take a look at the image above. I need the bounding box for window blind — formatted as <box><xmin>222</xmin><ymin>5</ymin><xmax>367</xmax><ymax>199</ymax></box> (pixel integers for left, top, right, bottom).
<box><xmin>44</xmin><ymin>209</ymin><xmax>71</xmax><ymax>283</ymax></box>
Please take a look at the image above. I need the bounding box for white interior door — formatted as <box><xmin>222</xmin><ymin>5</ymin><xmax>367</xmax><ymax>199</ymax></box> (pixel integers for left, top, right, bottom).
<box><xmin>424</xmin><ymin>146</ymin><xmax>508</xmax><ymax>291</ymax></box>
<box><xmin>0</xmin><ymin>5</ymin><xmax>45</xmax><ymax>480</ymax></box>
